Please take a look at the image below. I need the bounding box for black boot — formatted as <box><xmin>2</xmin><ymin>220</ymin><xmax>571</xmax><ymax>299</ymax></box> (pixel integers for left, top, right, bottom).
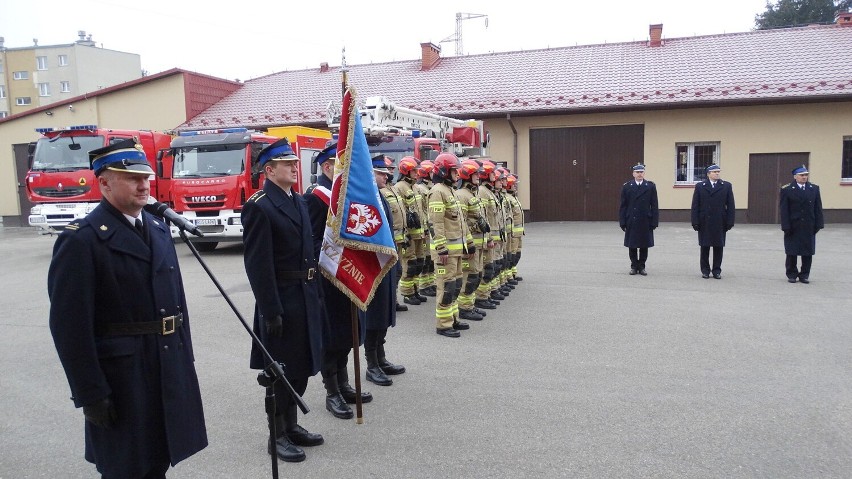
<box><xmin>414</xmin><ymin>286</ymin><xmax>428</xmax><ymax>303</ymax></box>
<box><xmin>337</xmin><ymin>368</ymin><xmax>373</xmax><ymax>404</ymax></box>
<box><xmin>420</xmin><ymin>285</ymin><xmax>437</xmax><ymax>297</ymax></box>
<box><xmin>475</xmin><ymin>299</ymin><xmax>497</xmax><ymax>310</ymax></box>
<box><xmin>322</xmin><ymin>371</ymin><xmax>353</xmax><ymax>419</ymax></box>
<box><xmin>402</xmin><ymin>295</ymin><xmax>421</xmax><ymax>305</ymax></box>
<box><xmin>365</xmin><ymin>346</ymin><xmax>392</xmax><ymax>386</ymax></box>
<box><xmin>285</xmin><ymin>405</ymin><xmax>324</xmax><ymax>447</ymax></box>
<box><xmin>377</xmin><ymin>342</ymin><xmax>406</xmax><ymax>375</ymax></box>
<box><xmin>268</xmin><ymin>414</ymin><xmax>305</xmax><ymax>462</ymax></box>
<box><xmin>459</xmin><ymin>308</ymin><xmax>484</xmax><ymax>321</ymax></box>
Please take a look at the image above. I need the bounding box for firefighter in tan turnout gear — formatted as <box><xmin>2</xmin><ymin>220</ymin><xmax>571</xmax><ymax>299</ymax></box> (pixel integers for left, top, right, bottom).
<box><xmin>428</xmin><ymin>153</ymin><xmax>474</xmax><ymax>338</ymax></box>
<box><xmin>374</xmin><ymin>155</ymin><xmax>410</xmax><ymax>312</ymax></box>
<box><xmin>495</xmin><ymin>167</ymin><xmax>515</xmax><ymax>296</ymax></box>
<box><xmin>455</xmin><ymin>159</ymin><xmax>491</xmax><ymax>321</ymax></box>
<box><xmin>393</xmin><ymin>156</ymin><xmax>428</xmax><ymax>306</ymax></box>
<box><xmin>505</xmin><ymin>173</ymin><xmax>525</xmax><ymax>283</ymax></box>
<box><xmin>414</xmin><ymin>160</ymin><xmax>437</xmax><ymax>297</ymax></box>
<box><xmin>475</xmin><ymin>160</ymin><xmax>504</xmax><ymax>310</ymax></box>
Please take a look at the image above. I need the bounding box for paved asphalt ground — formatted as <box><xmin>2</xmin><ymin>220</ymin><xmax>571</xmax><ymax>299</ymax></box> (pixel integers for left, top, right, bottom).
<box><xmin>1</xmin><ymin>221</ymin><xmax>851</xmax><ymax>478</ymax></box>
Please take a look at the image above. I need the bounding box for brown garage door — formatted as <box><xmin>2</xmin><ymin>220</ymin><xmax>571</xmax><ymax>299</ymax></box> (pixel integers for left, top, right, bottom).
<box><xmin>529</xmin><ymin>124</ymin><xmax>644</xmax><ymax>221</ymax></box>
<box><xmin>747</xmin><ymin>152</ymin><xmax>809</xmax><ymax>224</ymax></box>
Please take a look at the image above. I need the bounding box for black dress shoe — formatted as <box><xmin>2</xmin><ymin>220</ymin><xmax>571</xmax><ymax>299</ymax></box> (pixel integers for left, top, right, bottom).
<box><xmin>702</xmin><ymin>273</ymin><xmax>710</xmax><ymax>279</ymax></box>
<box><xmin>475</xmin><ymin>299</ymin><xmax>496</xmax><ymax>310</ymax></box>
<box><xmin>788</xmin><ymin>277</ymin><xmax>797</xmax><ymax>283</ymax></box>
<box><xmin>799</xmin><ymin>277</ymin><xmax>810</xmax><ymax>284</ymax></box>
<box><xmin>629</xmin><ymin>269</ymin><xmax>638</xmax><ymax>275</ymax></box>
<box><xmin>379</xmin><ymin>358</ymin><xmax>406</xmax><ymax>375</ymax></box>
<box><xmin>638</xmin><ymin>269</ymin><xmax>647</xmax><ymax>276</ymax></box>
<box><xmin>459</xmin><ymin>309</ymin><xmax>484</xmax><ymax>321</ymax></box>
<box><xmin>436</xmin><ymin>328</ymin><xmax>460</xmax><ymax>338</ymax></box>
<box><xmin>366</xmin><ymin>366</ymin><xmax>393</xmax><ymax>386</ymax></box>
<box><xmin>713</xmin><ymin>273</ymin><xmax>721</xmax><ymax>279</ymax></box>
<box><xmin>339</xmin><ymin>384</ymin><xmax>372</xmax><ymax>404</ymax></box>
<box><xmin>395</xmin><ymin>303</ymin><xmax>408</xmax><ymax>312</ymax></box>
<box><xmin>325</xmin><ymin>393</ymin><xmax>353</xmax><ymax>419</ymax></box>
<box><xmin>403</xmin><ymin>295</ymin><xmax>421</xmax><ymax>305</ymax></box>
<box><xmin>473</xmin><ymin>307</ymin><xmax>487</xmax><ymax>317</ymax></box>
<box><xmin>269</xmin><ymin>436</ymin><xmax>305</xmax><ymax>462</ymax></box>
<box><xmin>452</xmin><ymin>320</ymin><xmax>470</xmax><ymax>330</ymax></box>
<box><xmin>286</xmin><ymin>425</ymin><xmax>324</xmax><ymax>447</ymax></box>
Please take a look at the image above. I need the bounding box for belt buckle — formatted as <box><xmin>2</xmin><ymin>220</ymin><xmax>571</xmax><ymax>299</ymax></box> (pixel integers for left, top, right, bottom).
<box><xmin>162</xmin><ymin>315</ymin><xmax>176</xmax><ymax>335</ymax></box>
<box><xmin>307</xmin><ymin>268</ymin><xmax>316</xmax><ymax>280</ymax></box>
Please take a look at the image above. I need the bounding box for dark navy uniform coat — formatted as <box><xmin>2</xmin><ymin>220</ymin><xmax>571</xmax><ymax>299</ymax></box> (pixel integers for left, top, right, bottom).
<box><xmin>690</xmin><ymin>179</ymin><xmax>736</xmax><ymax>247</ymax></box>
<box><xmin>48</xmin><ymin>200</ymin><xmax>207</xmax><ymax>478</ymax></box>
<box><xmin>619</xmin><ymin>180</ymin><xmax>659</xmax><ymax>248</ymax></box>
<box><xmin>305</xmin><ymin>174</ymin><xmax>365</xmax><ymax>351</ymax></box>
<box><xmin>359</xmin><ymin>194</ymin><xmax>398</xmax><ymax>331</ymax></box>
<box><xmin>779</xmin><ymin>181</ymin><xmax>824</xmax><ymax>256</ymax></box>
<box><xmin>242</xmin><ymin>179</ymin><xmax>325</xmax><ymax>378</ymax></box>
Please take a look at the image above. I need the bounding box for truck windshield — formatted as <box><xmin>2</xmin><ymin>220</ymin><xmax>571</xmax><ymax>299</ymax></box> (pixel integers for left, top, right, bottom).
<box><xmin>173</xmin><ymin>144</ymin><xmax>246</xmax><ymax>178</ymax></box>
<box><xmin>31</xmin><ymin>136</ymin><xmax>105</xmax><ymax>171</ymax></box>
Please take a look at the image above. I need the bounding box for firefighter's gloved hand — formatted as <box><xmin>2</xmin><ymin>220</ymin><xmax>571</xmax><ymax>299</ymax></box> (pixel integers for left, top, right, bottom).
<box><xmin>83</xmin><ymin>396</ymin><xmax>117</xmax><ymax>429</ymax></box>
<box><xmin>436</xmin><ymin>252</ymin><xmax>449</xmax><ymax>265</ymax></box>
<box><xmin>266</xmin><ymin>315</ymin><xmax>284</xmax><ymax>338</ymax></box>
<box><xmin>467</xmin><ymin>245</ymin><xmax>476</xmax><ymax>255</ymax></box>
<box><xmin>692</xmin><ymin>224</ymin><xmax>700</xmax><ymax>231</ymax></box>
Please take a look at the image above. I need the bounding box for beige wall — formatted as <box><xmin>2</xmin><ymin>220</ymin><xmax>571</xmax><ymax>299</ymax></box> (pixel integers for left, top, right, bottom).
<box><xmin>0</xmin><ymin>74</ymin><xmax>187</xmax><ymax>218</ymax></box>
<box><xmin>484</xmin><ymin>101</ymin><xmax>852</xmax><ymax>211</ymax></box>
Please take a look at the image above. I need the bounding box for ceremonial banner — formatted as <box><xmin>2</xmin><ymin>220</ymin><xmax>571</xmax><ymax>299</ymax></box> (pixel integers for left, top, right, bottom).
<box><xmin>319</xmin><ymin>87</ymin><xmax>398</xmax><ymax>310</ymax></box>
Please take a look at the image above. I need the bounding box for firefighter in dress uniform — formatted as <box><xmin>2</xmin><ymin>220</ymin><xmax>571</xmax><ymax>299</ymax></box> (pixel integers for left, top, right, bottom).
<box><xmin>48</xmin><ymin>139</ymin><xmax>207</xmax><ymax>478</ymax></box>
<box><xmin>779</xmin><ymin>165</ymin><xmax>824</xmax><ymax>283</ymax></box>
<box><xmin>304</xmin><ymin>144</ymin><xmax>372</xmax><ymax>420</ymax></box>
<box><xmin>690</xmin><ymin>164</ymin><xmax>735</xmax><ymax>279</ymax></box>
<box><xmin>393</xmin><ymin>156</ymin><xmax>429</xmax><ymax>307</ymax></box>
<box><xmin>619</xmin><ymin>163</ymin><xmax>659</xmax><ymax>275</ymax></box>
<box><xmin>241</xmin><ymin>138</ymin><xmax>326</xmax><ymax>463</ymax></box>
<box><xmin>428</xmin><ymin>153</ymin><xmax>474</xmax><ymax>338</ymax></box>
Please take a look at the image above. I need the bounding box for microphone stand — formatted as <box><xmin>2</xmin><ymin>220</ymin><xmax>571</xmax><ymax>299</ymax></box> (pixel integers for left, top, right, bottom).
<box><xmin>176</xmin><ymin>228</ymin><xmax>309</xmax><ymax>479</ymax></box>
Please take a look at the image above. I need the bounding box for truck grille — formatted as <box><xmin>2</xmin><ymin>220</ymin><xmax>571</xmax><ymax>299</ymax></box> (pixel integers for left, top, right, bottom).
<box><xmin>33</xmin><ymin>187</ymin><xmax>91</xmax><ymax>198</ymax></box>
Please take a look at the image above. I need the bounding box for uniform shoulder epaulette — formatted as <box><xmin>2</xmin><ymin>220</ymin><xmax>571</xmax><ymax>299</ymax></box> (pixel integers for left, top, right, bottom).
<box><xmin>623</xmin><ymin>181</ymin><xmax>631</xmax><ymax>186</ymax></box>
<box><xmin>304</xmin><ymin>184</ymin><xmax>317</xmax><ymax>195</ymax></box>
<box><xmin>248</xmin><ymin>191</ymin><xmax>266</xmax><ymax>202</ymax></box>
<box><xmin>781</xmin><ymin>183</ymin><xmax>791</xmax><ymax>189</ymax></box>
<box><xmin>63</xmin><ymin>219</ymin><xmax>85</xmax><ymax>232</ymax></box>
<box><xmin>646</xmin><ymin>180</ymin><xmax>655</xmax><ymax>186</ymax></box>
<box><xmin>810</xmin><ymin>182</ymin><xmax>818</xmax><ymax>187</ymax></box>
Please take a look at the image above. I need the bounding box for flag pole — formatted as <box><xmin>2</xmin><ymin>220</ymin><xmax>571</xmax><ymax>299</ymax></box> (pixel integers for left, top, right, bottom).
<box><xmin>340</xmin><ymin>47</ymin><xmax>364</xmax><ymax>424</ymax></box>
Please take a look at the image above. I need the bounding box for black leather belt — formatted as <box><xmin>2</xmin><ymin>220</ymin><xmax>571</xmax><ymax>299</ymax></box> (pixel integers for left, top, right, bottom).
<box><xmin>100</xmin><ymin>314</ymin><xmax>184</xmax><ymax>336</ymax></box>
<box><xmin>276</xmin><ymin>268</ymin><xmax>316</xmax><ymax>281</ymax></box>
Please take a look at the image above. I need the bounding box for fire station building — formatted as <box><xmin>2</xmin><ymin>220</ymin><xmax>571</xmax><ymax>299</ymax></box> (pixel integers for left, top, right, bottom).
<box><xmin>2</xmin><ymin>20</ymin><xmax>851</xmax><ymax>224</ymax></box>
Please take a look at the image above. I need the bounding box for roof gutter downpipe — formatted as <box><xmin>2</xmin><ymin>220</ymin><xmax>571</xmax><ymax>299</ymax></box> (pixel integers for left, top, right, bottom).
<box><xmin>507</xmin><ymin>113</ymin><xmax>518</xmax><ymax>173</ymax></box>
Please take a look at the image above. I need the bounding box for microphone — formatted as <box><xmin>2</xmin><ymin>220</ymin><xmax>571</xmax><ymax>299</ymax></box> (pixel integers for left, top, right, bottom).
<box><xmin>144</xmin><ymin>197</ymin><xmax>205</xmax><ymax>237</ymax></box>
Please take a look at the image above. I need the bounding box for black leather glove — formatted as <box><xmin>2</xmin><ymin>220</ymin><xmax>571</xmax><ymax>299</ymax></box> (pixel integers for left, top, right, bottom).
<box><xmin>266</xmin><ymin>315</ymin><xmax>284</xmax><ymax>338</ymax></box>
<box><xmin>692</xmin><ymin>224</ymin><xmax>700</xmax><ymax>231</ymax></box>
<box><xmin>83</xmin><ymin>396</ymin><xmax>117</xmax><ymax>429</ymax></box>
<box><xmin>620</xmin><ymin>225</ymin><xmax>626</xmax><ymax>232</ymax></box>
<box><xmin>467</xmin><ymin>245</ymin><xmax>476</xmax><ymax>255</ymax></box>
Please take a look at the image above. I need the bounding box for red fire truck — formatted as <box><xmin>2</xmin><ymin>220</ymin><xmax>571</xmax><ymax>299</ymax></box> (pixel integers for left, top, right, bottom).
<box><xmin>161</xmin><ymin>127</ymin><xmax>330</xmax><ymax>251</ymax></box>
<box><xmin>26</xmin><ymin>125</ymin><xmax>171</xmax><ymax>234</ymax></box>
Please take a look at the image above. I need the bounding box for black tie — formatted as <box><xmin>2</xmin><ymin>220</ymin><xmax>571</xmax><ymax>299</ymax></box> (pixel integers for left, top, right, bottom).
<box><xmin>135</xmin><ymin>218</ymin><xmax>145</xmax><ymax>238</ymax></box>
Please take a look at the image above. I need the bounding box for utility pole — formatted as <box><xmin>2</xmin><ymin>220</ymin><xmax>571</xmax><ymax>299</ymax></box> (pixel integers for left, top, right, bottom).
<box><xmin>440</xmin><ymin>12</ymin><xmax>488</xmax><ymax>56</ymax></box>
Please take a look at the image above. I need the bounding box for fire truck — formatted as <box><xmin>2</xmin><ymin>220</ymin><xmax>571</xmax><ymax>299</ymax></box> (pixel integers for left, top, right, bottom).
<box><xmin>26</xmin><ymin>125</ymin><xmax>171</xmax><ymax>234</ymax></box>
<box><xmin>326</xmin><ymin>95</ymin><xmax>488</xmax><ymax>164</ymax></box>
<box><xmin>161</xmin><ymin>126</ymin><xmax>330</xmax><ymax>251</ymax></box>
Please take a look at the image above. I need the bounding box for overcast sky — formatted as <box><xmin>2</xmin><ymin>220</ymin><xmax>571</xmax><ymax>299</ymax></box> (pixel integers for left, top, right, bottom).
<box><xmin>2</xmin><ymin>0</ymin><xmax>771</xmax><ymax>82</ymax></box>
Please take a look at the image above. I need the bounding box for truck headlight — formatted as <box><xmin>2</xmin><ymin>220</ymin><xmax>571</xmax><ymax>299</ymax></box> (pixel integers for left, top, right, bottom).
<box><xmin>228</xmin><ymin>217</ymin><xmax>241</xmax><ymax>226</ymax></box>
<box><xmin>30</xmin><ymin>205</ymin><xmax>42</xmax><ymax>214</ymax></box>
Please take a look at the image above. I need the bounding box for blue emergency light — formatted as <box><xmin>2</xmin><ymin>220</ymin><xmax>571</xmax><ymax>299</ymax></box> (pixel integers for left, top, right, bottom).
<box><xmin>69</xmin><ymin>124</ymin><xmax>98</xmax><ymax>130</ymax></box>
<box><xmin>35</xmin><ymin>127</ymin><xmax>55</xmax><ymax>134</ymax></box>
<box><xmin>412</xmin><ymin>130</ymin><xmax>421</xmax><ymax>138</ymax></box>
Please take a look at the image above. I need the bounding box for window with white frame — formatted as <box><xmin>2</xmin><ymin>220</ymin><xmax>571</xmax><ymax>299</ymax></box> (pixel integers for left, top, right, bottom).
<box><xmin>38</xmin><ymin>83</ymin><xmax>51</xmax><ymax>96</ymax></box>
<box><xmin>60</xmin><ymin>81</ymin><xmax>70</xmax><ymax>92</ymax></box>
<box><xmin>16</xmin><ymin>97</ymin><xmax>32</xmax><ymax>105</ymax></box>
<box><xmin>36</xmin><ymin>56</ymin><xmax>48</xmax><ymax>70</ymax></box>
<box><xmin>842</xmin><ymin>137</ymin><xmax>852</xmax><ymax>181</ymax></box>
<box><xmin>675</xmin><ymin>142</ymin><xmax>720</xmax><ymax>183</ymax></box>
<box><xmin>13</xmin><ymin>71</ymin><xmax>28</xmax><ymax>80</ymax></box>
<box><xmin>0</xmin><ymin>111</ymin><xmax>8</xmax><ymax>118</ymax></box>
<box><xmin>0</xmin><ymin>85</ymin><xmax>5</xmax><ymax>98</ymax></box>
<box><xmin>58</xmin><ymin>54</ymin><xmax>69</xmax><ymax>66</ymax></box>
